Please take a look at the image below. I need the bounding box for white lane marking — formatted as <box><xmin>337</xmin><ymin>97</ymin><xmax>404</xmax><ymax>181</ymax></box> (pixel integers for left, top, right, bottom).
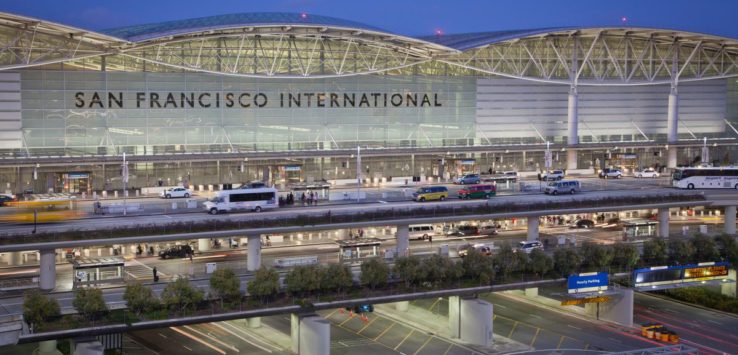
<box><xmin>158</xmin><ymin>333</ymin><xmax>167</xmax><ymax>339</ymax></box>
<box><xmin>182</xmin><ymin>345</ymin><xmax>193</xmax><ymax>351</ymax></box>
<box><xmin>125</xmin><ymin>271</ymin><xmax>139</xmax><ymax>279</ymax></box>
<box><xmin>183</xmin><ymin>325</ymin><xmax>239</xmax><ymax>352</ymax></box>
<box><xmin>170</xmin><ymin>327</ymin><xmax>226</xmax><ymax>355</ymax></box>
<box><xmin>707</xmin><ymin>319</ymin><xmax>722</xmax><ymax>325</ymax></box>
<box><xmin>215</xmin><ymin>323</ymin><xmax>273</xmax><ymax>353</ymax></box>
<box><xmin>567</xmin><ymin>325</ymin><xmax>581</xmax><ymax>330</ymax></box>
<box><xmin>129</xmin><ymin>258</ymin><xmax>167</xmax><ymax>276</ymax></box>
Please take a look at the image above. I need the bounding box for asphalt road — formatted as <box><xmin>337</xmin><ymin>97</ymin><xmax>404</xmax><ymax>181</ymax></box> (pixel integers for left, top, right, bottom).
<box><xmin>0</xmin><ymin>177</ymin><xmax>689</xmax><ymax>236</ymax></box>
<box><xmin>633</xmin><ymin>292</ymin><xmax>738</xmax><ymax>355</ymax></box>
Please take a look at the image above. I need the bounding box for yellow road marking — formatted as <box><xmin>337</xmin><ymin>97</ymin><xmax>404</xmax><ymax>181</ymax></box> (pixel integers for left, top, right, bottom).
<box><xmin>339</xmin><ymin>314</ymin><xmax>355</xmax><ymax>326</ymax></box>
<box><xmin>374</xmin><ymin>322</ymin><xmax>395</xmax><ymax>341</ymax></box>
<box><xmin>394</xmin><ymin>329</ymin><xmax>414</xmax><ymax>350</ymax></box>
<box><xmin>414</xmin><ymin>335</ymin><xmax>433</xmax><ymax>355</ymax></box>
<box><xmin>530</xmin><ymin>328</ymin><xmax>541</xmax><ymax>347</ymax></box>
<box><xmin>427</xmin><ymin>298</ymin><xmax>442</xmax><ymax>313</ymax></box>
<box><xmin>507</xmin><ymin>321</ymin><xmax>518</xmax><ymax>338</ymax></box>
<box><xmin>325</xmin><ymin>308</ymin><xmax>340</xmax><ymax>319</ymax></box>
<box><xmin>357</xmin><ymin>316</ymin><xmax>379</xmax><ymax>334</ymax></box>
<box><xmin>557</xmin><ymin>336</ymin><xmax>566</xmax><ymax>349</ymax></box>
<box><xmin>442</xmin><ymin>342</ymin><xmax>454</xmax><ymax>355</ymax></box>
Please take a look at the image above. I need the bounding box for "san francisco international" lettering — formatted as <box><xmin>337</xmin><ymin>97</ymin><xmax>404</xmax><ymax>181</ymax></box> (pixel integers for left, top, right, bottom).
<box><xmin>73</xmin><ymin>91</ymin><xmax>443</xmax><ymax>109</ymax></box>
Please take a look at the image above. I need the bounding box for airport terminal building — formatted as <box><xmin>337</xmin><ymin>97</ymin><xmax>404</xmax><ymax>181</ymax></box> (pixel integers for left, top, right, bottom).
<box><xmin>1</xmin><ymin>12</ymin><xmax>738</xmax><ymax>193</ymax></box>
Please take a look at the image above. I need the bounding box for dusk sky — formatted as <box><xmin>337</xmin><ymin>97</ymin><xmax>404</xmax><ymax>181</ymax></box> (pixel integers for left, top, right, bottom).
<box><xmin>3</xmin><ymin>0</ymin><xmax>738</xmax><ymax>39</ymax></box>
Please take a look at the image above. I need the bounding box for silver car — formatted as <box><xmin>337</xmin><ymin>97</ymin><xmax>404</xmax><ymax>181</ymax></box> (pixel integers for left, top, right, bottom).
<box><xmin>544</xmin><ymin>180</ymin><xmax>581</xmax><ymax>195</ymax></box>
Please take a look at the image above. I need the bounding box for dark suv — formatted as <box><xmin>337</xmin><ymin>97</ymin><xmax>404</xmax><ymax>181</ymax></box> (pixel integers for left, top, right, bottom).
<box><xmin>159</xmin><ymin>245</ymin><xmax>194</xmax><ymax>259</ymax></box>
<box><xmin>445</xmin><ymin>225</ymin><xmax>479</xmax><ymax>237</ymax></box>
<box><xmin>570</xmin><ymin>219</ymin><xmax>595</xmax><ymax>229</ymax></box>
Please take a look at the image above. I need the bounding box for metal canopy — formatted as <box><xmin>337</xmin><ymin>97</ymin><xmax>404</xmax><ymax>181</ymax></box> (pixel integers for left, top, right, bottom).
<box><xmin>437</xmin><ymin>27</ymin><xmax>738</xmax><ymax>85</ymax></box>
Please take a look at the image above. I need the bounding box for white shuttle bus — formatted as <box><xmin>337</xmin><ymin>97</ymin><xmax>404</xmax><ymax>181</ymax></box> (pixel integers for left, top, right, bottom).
<box><xmin>672</xmin><ymin>167</ymin><xmax>738</xmax><ymax>189</ymax></box>
<box><xmin>204</xmin><ymin>187</ymin><xmax>278</xmax><ymax>214</ymax></box>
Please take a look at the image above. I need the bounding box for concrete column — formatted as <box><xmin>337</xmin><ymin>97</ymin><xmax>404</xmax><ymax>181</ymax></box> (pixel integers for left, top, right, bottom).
<box><xmin>667</xmin><ymin>85</ymin><xmax>679</xmax><ymax>168</ymax></box>
<box><xmin>585</xmin><ymin>288</ymin><xmax>633</xmax><ymax>327</ymax></box>
<box><xmin>527</xmin><ymin>217</ymin><xmax>540</xmax><ymax>242</ymax></box>
<box><xmin>198</xmin><ymin>238</ymin><xmax>211</xmax><ymax>252</ymax></box>
<box><xmin>449</xmin><ymin>296</ymin><xmax>493</xmax><ymax>346</ymax></box>
<box><xmin>39</xmin><ymin>249</ymin><xmax>56</xmax><ymax>291</ymax></box>
<box><xmin>658</xmin><ymin>208</ymin><xmax>670</xmax><ymax>238</ymax></box>
<box><xmin>37</xmin><ymin>340</ymin><xmax>62</xmax><ymax>355</ymax></box>
<box><xmin>725</xmin><ymin>206</ymin><xmax>736</xmax><ymax>235</ymax></box>
<box><xmin>72</xmin><ymin>339</ymin><xmax>103</xmax><ymax>355</ymax></box>
<box><xmin>247</xmin><ymin>317</ymin><xmax>261</xmax><ymax>328</ymax></box>
<box><xmin>567</xmin><ymin>86</ymin><xmax>579</xmax><ymax>170</ymax></box>
<box><xmin>247</xmin><ymin>235</ymin><xmax>261</xmax><ymax>272</ymax></box>
<box><xmin>9</xmin><ymin>252</ymin><xmax>22</xmax><ymax>266</ymax></box>
<box><xmin>396</xmin><ymin>224</ymin><xmax>409</xmax><ymax>257</ymax></box>
<box><xmin>567</xmin><ymin>150</ymin><xmax>578</xmax><ymax>171</ymax></box>
<box><xmin>395</xmin><ymin>301</ymin><xmax>409</xmax><ymax>312</ymax></box>
<box><xmin>292</xmin><ymin>314</ymin><xmax>330</xmax><ymax>355</ymax></box>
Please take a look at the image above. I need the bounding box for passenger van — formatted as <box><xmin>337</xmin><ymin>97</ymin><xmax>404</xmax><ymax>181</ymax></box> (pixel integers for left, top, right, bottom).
<box><xmin>409</xmin><ymin>224</ymin><xmax>436</xmax><ymax>240</ymax></box>
<box><xmin>204</xmin><ymin>187</ymin><xmax>278</xmax><ymax>214</ymax></box>
<box><xmin>412</xmin><ymin>186</ymin><xmax>448</xmax><ymax>202</ymax></box>
<box><xmin>544</xmin><ymin>180</ymin><xmax>581</xmax><ymax>195</ymax></box>
<box><xmin>458</xmin><ymin>184</ymin><xmax>496</xmax><ymax>199</ymax></box>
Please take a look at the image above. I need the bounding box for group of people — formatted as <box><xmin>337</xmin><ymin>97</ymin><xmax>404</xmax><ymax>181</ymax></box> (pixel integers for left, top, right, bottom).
<box><xmin>348</xmin><ymin>229</ymin><xmax>365</xmax><ymax>239</ymax></box>
<box><xmin>278</xmin><ymin>191</ymin><xmax>319</xmax><ymax>206</ymax></box>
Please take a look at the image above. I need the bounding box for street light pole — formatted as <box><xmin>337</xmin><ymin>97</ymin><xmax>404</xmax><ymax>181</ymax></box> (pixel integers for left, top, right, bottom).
<box><xmin>122</xmin><ymin>153</ymin><xmax>128</xmax><ymax>216</ymax></box>
<box><xmin>356</xmin><ymin>146</ymin><xmax>361</xmax><ymax>203</ymax></box>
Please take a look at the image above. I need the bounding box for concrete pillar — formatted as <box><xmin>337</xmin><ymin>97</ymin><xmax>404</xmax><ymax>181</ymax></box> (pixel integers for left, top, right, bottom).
<box><xmin>9</xmin><ymin>252</ymin><xmax>22</xmax><ymax>266</ymax></box>
<box><xmin>198</xmin><ymin>238</ymin><xmax>211</xmax><ymax>252</ymax></box>
<box><xmin>247</xmin><ymin>235</ymin><xmax>261</xmax><ymax>272</ymax></box>
<box><xmin>527</xmin><ymin>217</ymin><xmax>539</xmax><ymax>242</ymax></box>
<box><xmin>292</xmin><ymin>314</ymin><xmax>330</xmax><ymax>355</ymax></box>
<box><xmin>37</xmin><ymin>340</ymin><xmax>62</xmax><ymax>355</ymax></box>
<box><xmin>395</xmin><ymin>301</ymin><xmax>409</xmax><ymax>312</ymax></box>
<box><xmin>725</xmin><ymin>206</ymin><xmax>736</xmax><ymax>235</ymax></box>
<box><xmin>567</xmin><ymin>86</ymin><xmax>579</xmax><ymax>170</ymax></box>
<box><xmin>721</xmin><ymin>269</ymin><xmax>736</xmax><ymax>298</ymax></box>
<box><xmin>667</xmin><ymin>86</ymin><xmax>679</xmax><ymax>168</ymax></box>
<box><xmin>39</xmin><ymin>249</ymin><xmax>56</xmax><ymax>291</ymax></box>
<box><xmin>658</xmin><ymin>208</ymin><xmax>670</xmax><ymax>238</ymax></box>
<box><xmin>567</xmin><ymin>150</ymin><xmax>578</xmax><ymax>171</ymax></box>
<box><xmin>72</xmin><ymin>339</ymin><xmax>103</xmax><ymax>355</ymax></box>
<box><xmin>584</xmin><ymin>288</ymin><xmax>633</xmax><ymax>327</ymax></box>
<box><xmin>396</xmin><ymin>224</ymin><xmax>409</xmax><ymax>257</ymax></box>
<box><xmin>449</xmin><ymin>296</ymin><xmax>493</xmax><ymax>346</ymax></box>
<box><xmin>247</xmin><ymin>317</ymin><xmax>261</xmax><ymax>328</ymax></box>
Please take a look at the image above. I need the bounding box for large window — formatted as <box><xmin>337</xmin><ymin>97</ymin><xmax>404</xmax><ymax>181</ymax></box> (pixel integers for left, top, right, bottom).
<box><xmin>230</xmin><ymin>192</ymin><xmax>275</xmax><ymax>202</ymax></box>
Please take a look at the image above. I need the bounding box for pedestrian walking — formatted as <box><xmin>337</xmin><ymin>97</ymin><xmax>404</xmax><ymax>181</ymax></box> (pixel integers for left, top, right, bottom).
<box><xmin>152</xmin><ymin>266</ymin><xmax>159</xmax><ymax>282</ymax></box>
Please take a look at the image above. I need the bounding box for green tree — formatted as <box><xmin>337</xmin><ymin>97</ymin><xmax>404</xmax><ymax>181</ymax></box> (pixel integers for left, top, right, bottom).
<box><xmin>23</xmin><ymin>289</ymin><xmax>60</xmax><ymax>330</ymax></box>
<box><xmin>493</xmin><ymin>243</ymin><xmax>524</xmax><ymax>279</ymax></box>
<box><xmin>642</xmin><ymin>238</ymin><xmax>668</xmax><ymax>266</ymax></box>
<box><xmin>393</xmin><ymin>256</ymin><xmax>425</xmax><ymax>288</ymax></box>
<box><xmin>284</xmin><ymin>265</ymin><xmax>321</xmax><ymax>296</ymax></box>
<box><xmin>72</xmin><ymin>287</ymin><xmax>108</xmax><ymax>321</ymax></box>
<box><xmin>209</xmin><ymin>268</ymin><xmax>241</xmax><ymax>305</ymax></box>
<box><xmin>668</xmin><ymin>239</ymin><xmax>695</xmax><ymax>265</ymax></box>
<box><xmin>247</xmin><ymin>267</ymin><xmax>280</xmax><ymax>301</ymax></box>
<box><xmin>360</xmin><ymin>259</ymin><xmax>390</xmax><ymax>289</ymax></box>
<box><xmin>123</xmin><ymin>282</ymin><xmax>159</xmax><ymax>316</ymax></box>
<box><xmin>553</xmin><ymin>248</ymin><xmax>581</xmax><ymax>277</ymax></box>
<box><xmin>527</xmin><ymin>248</ymin><xmax>553</xmax><ymax>277</ymax></box>
<box><xmin>320</xmin><ymin>264</ymin><xmax>354</xmax><ymax>293</ymax></box>
<box><xmin>714</xmin><ymin>234</ymin><xmax>738</xmax><ymax>266</ymax></box>
<box><xmin>611</xmin><ymin>243</ymin><xmax>640</xmax><ymax>271</ymax></box>
<box><xmin>420</xmin><ymin>254</ymin><xmax>456</xmax><ymax>286</ymax></box>
<box><xmin>579</xmin><ymin>242</ymin><xmax>614</xmax><ymax>271</ymax></box>
<box><xmin>461</xmin><ymin>249</ymin><xmax>495</xmax><ymax>284</ymax></box>
<box><xmin>161</xmin><ymin>278</ymin><xmax>204</xmax><ymax>314</ymax></box>
<box><xmin>691</xmin><ymin>234</ymin><xmax>719</xmax><ymax>262</ymax></box>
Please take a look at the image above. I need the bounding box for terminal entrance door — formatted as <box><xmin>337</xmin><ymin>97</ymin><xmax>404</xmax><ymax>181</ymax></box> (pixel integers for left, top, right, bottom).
<box><xmin>60</xmin><ymin>172</ymin><xmax>90</xmax><ymax>194</ymax></box>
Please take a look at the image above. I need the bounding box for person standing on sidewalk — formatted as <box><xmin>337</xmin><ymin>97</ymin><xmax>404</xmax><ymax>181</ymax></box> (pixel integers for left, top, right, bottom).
<box><xmin>152</xmin><ymin>267</ymin><xmax>158</xmax><ymax>282</ymax></box>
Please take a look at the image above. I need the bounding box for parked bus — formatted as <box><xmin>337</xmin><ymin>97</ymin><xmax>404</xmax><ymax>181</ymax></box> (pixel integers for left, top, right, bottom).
<box><xmin>671</xmin><ymin>167</ymin><xmax>738</xmax><ymax>189</ymax></box>
<box><xmin>204</xmin><ymin>187</ymin><xmax>278</xmax><ymax>214</ymax></box>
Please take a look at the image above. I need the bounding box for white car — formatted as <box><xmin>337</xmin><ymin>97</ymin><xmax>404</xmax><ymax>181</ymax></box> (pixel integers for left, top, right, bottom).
<box><xmin>635</xmin><ymin>169</ymin><xmax>660</xmax><ymax>178</ymax></box>
<box><xmin>517</xmin><ymin>241</ymin><xmax>543</xmax><ymax>254</ymax></box>
<box><xmin>540</xmin><ymin>170</ymin><xmax>565</xmax><ymax>181</ymax></box>
<box><xmin>160</xmin><ymin>187</ymin><xmax>192</xmax><ymax>199</ymax></box>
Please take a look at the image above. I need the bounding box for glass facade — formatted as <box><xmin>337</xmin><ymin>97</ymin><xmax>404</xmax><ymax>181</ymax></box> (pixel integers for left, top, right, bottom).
<box><xmin>19</xmin><ymin>71</ymin><xmax>476</xmax><ymax>156</ymax></box>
